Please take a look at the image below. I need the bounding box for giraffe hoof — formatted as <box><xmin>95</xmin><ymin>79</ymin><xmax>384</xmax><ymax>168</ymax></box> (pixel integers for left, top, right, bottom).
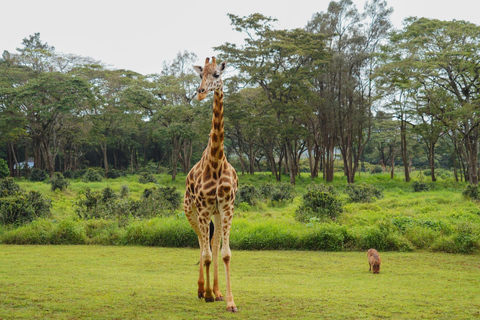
<box><xmin>198</xmin><ymin>292</ymin><xmax>204</xmax><ymax>299</ymax></box>
<box><xmin>226</xmin><ymin>306</ymin><xmax>238</xmax><ymax>313</ymax></box>
<box><xmin>215</xmin><ymin>296</ymin><xmax>224</xmax><ymax>301</ymax></box>
<box><xmin>205</xmin><ymin>296</ymin><xmax>215</xmax><ymax>303</ymax></box>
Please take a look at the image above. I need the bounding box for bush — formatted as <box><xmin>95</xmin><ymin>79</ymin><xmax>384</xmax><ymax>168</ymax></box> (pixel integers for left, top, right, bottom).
<box><xmin>120</xmin><ymin>185</ymin><xmax>130</xmax><ymax>198</ymax></box>
<box><xmin>0</xmin><ymin>158</ymin><xmax>9</xmax><ymax>179</ymax></box>
<box><xmin>295</xmin><ymin>184</ymin><xmax>343</xmax><ymax>222</ymax></box>
<box><xmin>0</xmin><ymin>191</ymin><xmax>51</xmax><ymax>224</ymax></box>
<box><xmin>370</xmin><ymin>166</ymin><xmax>383</xmax><ymax>174</ymax></box>
<box><xmin>62</xmin><ymin>170</ymin><xmax>74</xmax><ymax>179</ymax></box>
<box><xmin>462</xmin><ymin>184</ymin><xmax>480</xmax><ymax>201</ymax></box>
<box><xmin>270</xmin><ymin>183</ymin><xmax>295</xmax><ymax>203</ymax></box>
<box><xmin>138</xmin><ymin>172</ymin><xmax>157</xmax><ymax>184</ymax></box>
<box><xmin>106</xmin><ymin>169</ymin><xmax>124</xmax><ymax>179</ymax></box>
<box><xmin>49</xmin><ymin>172</ymin><xmax>69</xmax><ymax>191</ymax></box>
<box><xmin>83</xmin><ymin>168</ymin><xmax>103</xmax><ymax>182</ymax></box>
<box><xmin>299</xmin><ymin>224</ymin><xmax>348</xmax><ymax>251</ymax></box>
<box><xmin>29</xmin><ymin>168</ymin><xmax>47</xmax><ymax>182</ymax></box>
<box><xmin>345</xmin><ymin>183</ymin><xmax>383</xmax><ymax>203</ymax></box>
<box><xmin>73</xmin><ymin>169</ymin><xmax>87</xmax><ymax>179</ymax></box>
<box><xmin>75</xmin><ymin>186</ymin><xmax>182</xmax><ymax>220</ymax></box>
<box><xmin>0</xmin><ymin>178</ymin><xmax>21</xmax><ymax>197</ymax></box>
<box><xmin>235</xmin><ymin>184</ymin><xmax>259</xmax><ymax>205</ymax></box>
<box><xmin>1</xmin><ymin>219</ymin><xmax>85</xmax><ymax>245</ymax></box>
<box><xmin>412</xmin><ymin>181</ymin><xmax>429</xmax><ymax>192</ymax></box>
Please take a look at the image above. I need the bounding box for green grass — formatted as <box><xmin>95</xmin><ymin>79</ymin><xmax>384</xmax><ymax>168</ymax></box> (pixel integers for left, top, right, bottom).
<box><xmin>0</xmin><ymin>245</ymin><xmax>479</xmax><ymax>319</ymax></box>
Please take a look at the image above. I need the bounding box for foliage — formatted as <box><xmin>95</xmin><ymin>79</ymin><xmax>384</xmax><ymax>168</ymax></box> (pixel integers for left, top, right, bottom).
<box><xmin>62</xmin><ymin>170</ymin><xmax>74</xmax><ymax>179</ymax></box>
<box><xmin>370</xmin><ymin>166</ymin><xmax>383</xmax><ymax>174</ymax></box>
<box><xmin>0</xmin><ymin>158</ymin><xmax>9</xmax><ymax>179</ymax></box>
<box><xmin>75</xmin><ymin>185</ymin><xmax>181</xmax><ymax>221</ymax></box>
<box><xmin>412</xmin><ymin>181</ymin><xmax>429</xmax><ymax>192</ymax></box>
<box><xmin>235</xmin><ymin>184</ymin><xmax>259</xmax><ymax>205</ymax></box>
<box><xmin>345</xmin><ymin>183</ymin><xmax>383</xmax><ymax>203</ymax></box>
<box><xmin>29</xmin><ymin>168</ymin><xmax>47</xmax><ymax>182</ymax></box>
<box><xmin>49</xmin><ymin>172</ymin><xmax>69</xmax><ymax>191</ymax></box>
<box><xmin>0</xmin><ymin>177</ymin><xmax>21</xmax><ymax>197</ymax></box>
<box><xmin>462</xmin><ymin>184</ymin><xmax>480</xmax><ymax>201</ymax></box>
<box><xmin>269</xmin><ymin>183</ymin><xmax>295</xmax><ymax>203</ymax></box>
<box><xmin>106</xmin><ymin>169</ymin><xmax>125</xmax><ymax>179</ymax></box>
<box><xmin>295</xmin><ymin>184</ymin><xmax>343</xmax><ymax>222</ymax></box>
<box><xmin>138</xmin><ymin>172</ymin><xmax>157</xmax><ymax>184</ymax></box>
<box><xmin>82</xmin><ymin>168</ymin><xmax>103</xmax><ymax>182</ymax></box>
<box><xmin>0</xmin><ymin>190</ymin><xmax>51</xmax><ymax>224</ymax></box>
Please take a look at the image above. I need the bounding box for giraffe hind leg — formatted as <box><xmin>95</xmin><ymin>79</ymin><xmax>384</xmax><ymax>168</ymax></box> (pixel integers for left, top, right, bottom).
<box><xmin>183</xmin><ymin>193</ymin><xmax>205</xmax><ymax>299</ymax></box>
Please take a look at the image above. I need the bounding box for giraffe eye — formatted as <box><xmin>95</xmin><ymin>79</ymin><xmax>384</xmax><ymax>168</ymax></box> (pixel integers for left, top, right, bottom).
<box><xmin>213</xmin><ymin>73</ymin><xmax>220</xmax><ymax>78</ymax></box>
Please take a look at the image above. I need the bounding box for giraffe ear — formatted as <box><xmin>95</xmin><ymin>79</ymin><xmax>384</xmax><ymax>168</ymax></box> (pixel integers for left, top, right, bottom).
<box><xmin>193</xmin><ymin>65</ymin><xmax>203</xmax><ymax>77</ymax></box>
<box><xmin>219</xmin><ymin>61</ymin><xmax>227</xmax><ymax>73</ymax></box>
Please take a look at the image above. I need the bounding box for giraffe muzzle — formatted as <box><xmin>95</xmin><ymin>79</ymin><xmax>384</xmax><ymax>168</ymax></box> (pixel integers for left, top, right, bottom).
<box><xmin>197</xmin><ymin>87</ymin><xmax>208</xmax><ymax>101</ymax></box>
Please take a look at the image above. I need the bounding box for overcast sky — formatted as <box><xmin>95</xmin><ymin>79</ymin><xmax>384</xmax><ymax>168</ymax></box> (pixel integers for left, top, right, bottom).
<box><xmin>2</xmin><ymin>0</ymin><xmax>480</xmax><ymax>75</ymax></box>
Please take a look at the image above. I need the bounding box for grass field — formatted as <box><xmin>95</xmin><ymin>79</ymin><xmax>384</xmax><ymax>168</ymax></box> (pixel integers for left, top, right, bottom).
<box><xmin>0</xmin><ymin>245</ymin><xmax>479</xmax><ymax>319</ymax></box>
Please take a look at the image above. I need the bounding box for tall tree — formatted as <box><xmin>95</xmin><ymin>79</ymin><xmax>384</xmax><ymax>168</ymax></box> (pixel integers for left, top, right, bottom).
<box><xmin>217</xmin><ymin>13</ymin><xmax>328</xmax><ymax>184</ymax></box>
<box><xmin>307</xmin><ymin>0</ymin><xmax>393</xmax><ymax>183</ymax></box>
<box><xmin>388</xmin><ymin>18</ymin><xmax>480</xmax><ymax>184</ymax></box>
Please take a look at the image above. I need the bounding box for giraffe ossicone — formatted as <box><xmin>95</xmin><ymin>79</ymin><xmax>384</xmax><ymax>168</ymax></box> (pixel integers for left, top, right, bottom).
<box><xmin>184</xmin><ymin>56</ymin><xmax>238</xmax><ymax>313</ymax></box>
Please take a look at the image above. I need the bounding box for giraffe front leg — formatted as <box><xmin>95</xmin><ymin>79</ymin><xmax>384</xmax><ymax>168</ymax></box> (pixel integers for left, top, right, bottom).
<box><xmin>199</xmin><ymin>211</ymin><xmax>214</xmax><ymax>303</ymax></box>
<box><xmin>212</xmin><ymin>213</ymin><xmax>223</xmax><ymax>301</ymax></box>
<box><xmin>221</xmin><ymin>209</ymin><xmax>237</xmax><ymax>313</ymax></box>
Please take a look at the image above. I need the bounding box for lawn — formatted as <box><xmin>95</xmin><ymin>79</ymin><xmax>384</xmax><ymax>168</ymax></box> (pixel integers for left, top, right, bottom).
<box><xmin>0</xmin><ymin>245</ymin><xmax>479</xmax><ymax>319</ymax></box>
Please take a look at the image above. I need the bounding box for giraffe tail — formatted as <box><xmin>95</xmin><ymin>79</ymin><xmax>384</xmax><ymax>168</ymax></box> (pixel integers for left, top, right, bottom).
<box><xmin>196</xmin><ymin>221</ymin><xmax>215</xmax><ymax>265</ymax></box>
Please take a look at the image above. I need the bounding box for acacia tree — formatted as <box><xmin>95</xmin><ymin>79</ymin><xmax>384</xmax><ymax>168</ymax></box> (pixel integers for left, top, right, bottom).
<box><xmin>2</xmin><ymin>72</ymin><xmax>93</xmax><ymax>177</ymax></box>
<box><xmin>307</xmin><ymin>0</ymin><xmax>393</xmax><ymax>183</ymax></box>
<box><xmin>388</xmin><ymin>18</ymin><xmax>480</xmax><ymax>184</ymax></box>
<box><xmin>150</xmin><ymin>51</ymin><xmax>203</xmax><ymax>180</ymax></box>
<box><xmin>217</xmin><ymin>13</ymin><xmax>328</xmax><ymax>184</ymax></box>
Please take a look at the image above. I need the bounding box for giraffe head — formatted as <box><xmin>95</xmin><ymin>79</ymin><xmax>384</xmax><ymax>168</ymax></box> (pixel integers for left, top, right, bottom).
<box><xmin>193</xmin><ymin>57</ymin><xmax>226</xmax><ymax>101</ymax></box>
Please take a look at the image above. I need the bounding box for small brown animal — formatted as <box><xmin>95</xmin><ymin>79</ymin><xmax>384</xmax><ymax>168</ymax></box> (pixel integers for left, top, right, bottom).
<box><xmin>367</xmin><ymin>249</ymin><xmax>381</xmax><ymax>274</ymax></box>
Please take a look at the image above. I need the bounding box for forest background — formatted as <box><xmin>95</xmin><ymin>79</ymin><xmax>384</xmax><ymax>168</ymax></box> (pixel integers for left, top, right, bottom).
<box><xmin>1</xmin><ymin>0</ymin><xmax>480</xmax><ymax>187</ymax></box>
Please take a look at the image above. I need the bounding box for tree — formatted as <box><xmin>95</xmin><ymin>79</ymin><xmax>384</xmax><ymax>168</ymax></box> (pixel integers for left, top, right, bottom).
<box><xmin>307</xmin><ymin>0</ymin><xmax>393</xmax><ymax>183</ymax></box>
<box><xmin>217</xmin><ymin>13</ymin><xmax>328</xmax><ymax>184</ymax></box>
<box><xmin>388</xmin><ymin>18</ymin><xmax>480</xmax><ymax>184</ymax></box>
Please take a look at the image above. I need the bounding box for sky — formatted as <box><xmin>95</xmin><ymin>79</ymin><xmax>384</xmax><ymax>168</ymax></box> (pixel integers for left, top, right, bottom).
<box><xmin>2</xmin><ymin>0</ymin><xmax>480</xmax><ymax>75</ymax></box>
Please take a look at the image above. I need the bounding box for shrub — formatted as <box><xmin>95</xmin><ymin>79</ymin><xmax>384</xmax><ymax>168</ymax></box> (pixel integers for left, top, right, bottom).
<box><xmin>83</xmin><ymin>168</ymin><xmax>103</xmax><ymax>182</ymax></box>
<box><xmin>299</xmin><ymin>224</ymin><xmax>348</xmax><ymax>251</ymax></box>
<box><xmin>412</xmin><ymin>181</ymin><xmax>429</xmax><ymax>192</ymax></box>
<box><xmin>75</xmin><ymin>186</ymin><xmax>181</xmax><ymax>220</ymax></box>
<box><xmin>258</xmin><ymin>183</ymin><xmax>275</xmax><ymax>199</ymax></box>
<box><xmin>0</xmin><ymin>158</ymin><xmax>9</xmax><ymax>179</ymax></box>
<box><xmin>29</xmin><ymin>168</ymin><xmax>47</xmax><ymax>182</ymax></box>
<box><xmin>120</xmin><ymin>185</ymin><xmax>130</xmax><ymax>198</ymax></box>
<box><xmin>101</xmin><ymin>187</ymin><xmax>117</xmax><ymax>203</ymax></box>
<box><xmin>295</xmin><ymin>184</ymin><xmax>343</xmax><ymax>222</ymax></box>
<box><xmin>235</xmin><ymin>184</ymin><xmax>259</xmax><ymax>205</ymax></box>
<box><xmin>462</xmin><ymin>184</ymin><xmax>480</xmax><ymax>201</ymax></box>
<box><xmin>0</xmin><ymin>178</ymin><xmax>21</xmax><ymax>197</ymax></box>
<box><xmin>138</xmin><ymin>172</ymin><xmax>157</xmax><ymax>184</ymax></box>
<box><xmin>345</xmin><ymin>183</ymin><xmax>383</xmax><ymax>203</ymax></box>
<box><xmin>62</xmin><ymin>170</ymin><xmax>74</xmax><ymax>179</ymax></box>
<box><xmin>370</xmin><ymin>166</ymin><xmax>383</xmax><ymax>174</ymax></box>
<box><xmin>139</xmin><ymin>186</ymin><xmax>181</xmax><ymax>216</ymax></box>
<box><xmin>106</xmin><ymin>169</ymin><xmax>124</xmax><ymax>179</ymax></box>
<box><xmin>270</xmin><ymin>183</ymin><xmax>295</xmax><ymax>203</ymax></box>
<box><xmin>0</xmin><ymin>191</ymin><xmax>51</xmax><ymax>224</ymax></box>
<box><xmin>73</xmin><ymin>169</ymin><xmax>87</xmax><ymax>179</ymax></box>
<box><xmin>49</xmin><ymin>172</ymin><xmax>69</xmax><ymax>191</ymax></box>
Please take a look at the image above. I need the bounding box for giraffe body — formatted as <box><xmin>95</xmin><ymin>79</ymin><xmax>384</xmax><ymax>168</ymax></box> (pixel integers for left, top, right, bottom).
<box><xmin>184</xmin><ymin>57</ymin><xmax>238</xmax><ymax>312</ymax></box>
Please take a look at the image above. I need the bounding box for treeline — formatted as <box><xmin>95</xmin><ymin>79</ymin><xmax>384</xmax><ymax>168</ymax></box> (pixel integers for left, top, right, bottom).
<box><xmin>1</xmin><ymin>0</ymin><xmax>479</xmax><ymax>185</ymax></box>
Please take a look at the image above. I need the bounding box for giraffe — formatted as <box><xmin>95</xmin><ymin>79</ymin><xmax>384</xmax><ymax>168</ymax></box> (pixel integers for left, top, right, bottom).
<box><xmin>184</xmin><ymin>57</ymin><xmax>238</xmax><ymax>313</ymax></box>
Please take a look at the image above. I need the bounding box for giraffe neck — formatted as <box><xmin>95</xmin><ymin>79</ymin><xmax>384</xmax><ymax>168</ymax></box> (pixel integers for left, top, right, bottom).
<box><xmin>207</xmin><ymin>88</ymin><xmax>225</xmax><ymax>164</ymax></box>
